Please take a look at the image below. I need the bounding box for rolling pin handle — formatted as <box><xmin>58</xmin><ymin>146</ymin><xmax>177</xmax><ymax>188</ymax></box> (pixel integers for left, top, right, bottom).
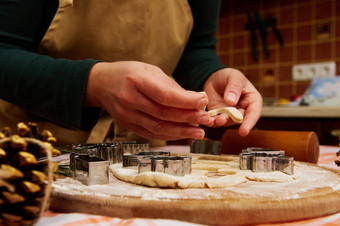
<box><xmin>221</xmin><ymin>130</ymin><xmax>319</xmax><ymax>164</ymax></box>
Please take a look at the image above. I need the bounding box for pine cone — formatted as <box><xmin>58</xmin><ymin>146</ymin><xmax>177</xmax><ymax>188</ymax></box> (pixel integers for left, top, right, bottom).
<box><xmin>0</xmin><ymin>123</ymin><xmax>55</xmax><ymax>225</ymax></box>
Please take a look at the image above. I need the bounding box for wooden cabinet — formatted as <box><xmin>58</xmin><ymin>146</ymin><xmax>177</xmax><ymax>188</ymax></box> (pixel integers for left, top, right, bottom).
<box><xmin>254</xmin><ymin>117</ymin><xmax>340</xmax><ymax>145</ymax></box>
<box><xmin>256</xmin><ymin>106</ymin><xmax>340</xmax><ymax>146</ymax></box>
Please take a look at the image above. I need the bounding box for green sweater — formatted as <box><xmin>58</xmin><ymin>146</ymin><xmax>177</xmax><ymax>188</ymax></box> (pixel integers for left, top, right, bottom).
<box><xmin>0</xmin><ymin>0</ymin><xmax>225</xmax><ymax>131</ymax></box>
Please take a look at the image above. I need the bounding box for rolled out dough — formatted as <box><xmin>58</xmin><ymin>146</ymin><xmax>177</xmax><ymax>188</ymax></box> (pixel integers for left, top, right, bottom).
<box><xmin>109</xmin><ymin>156</ymin><xmax>297</xmax><ymax>189</ymax></box>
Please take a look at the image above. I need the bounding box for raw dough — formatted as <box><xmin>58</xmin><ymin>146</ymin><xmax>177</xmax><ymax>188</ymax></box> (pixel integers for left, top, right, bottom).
<box><xmin>109</xmin><ymin>156</ymin><xmax>297</xmax><ymax>189</ymax></box>
<box><xmin>208</xmin><ymin>107</ymin><xmax>243</xmax><ymax>123</ymax></box>
<box><xmin>191</xmin><ymin>91</ymin><xmax>244</xmax><ymax>125</ymax></box>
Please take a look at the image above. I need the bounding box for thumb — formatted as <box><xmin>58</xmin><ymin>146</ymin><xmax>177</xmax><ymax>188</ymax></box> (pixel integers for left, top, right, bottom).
<box><xmin>223</xmin><ymin>70</ymin><xmax>246</xmax><ymax>106</ymax></box>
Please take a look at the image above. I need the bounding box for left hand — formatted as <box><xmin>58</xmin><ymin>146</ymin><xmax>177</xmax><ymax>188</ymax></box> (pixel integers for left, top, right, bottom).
<box><xmin>203</xmin><ymin>68</ymin><xmax>263</xmax><ymax>136</ymax></box>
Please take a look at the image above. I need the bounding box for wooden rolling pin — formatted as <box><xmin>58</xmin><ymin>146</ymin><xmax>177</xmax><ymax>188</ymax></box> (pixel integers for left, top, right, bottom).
<box><xmin>221</xmin><ymin>129</ymin><xmax>320</xmax><ymax>163</ymax></box>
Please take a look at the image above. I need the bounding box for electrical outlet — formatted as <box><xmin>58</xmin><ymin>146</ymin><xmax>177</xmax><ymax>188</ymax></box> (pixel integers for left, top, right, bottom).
<box><xmin>292</xmin><ymin>61</ymin><xmax>336</xmax><ymax>81</ymax></box>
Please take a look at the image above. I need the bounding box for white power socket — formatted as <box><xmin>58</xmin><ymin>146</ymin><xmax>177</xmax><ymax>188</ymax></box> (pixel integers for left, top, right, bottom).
<box><xmin>292</xmin><ymin>61</ymin><xmax>336</xmax><ymax>81</ymax></box>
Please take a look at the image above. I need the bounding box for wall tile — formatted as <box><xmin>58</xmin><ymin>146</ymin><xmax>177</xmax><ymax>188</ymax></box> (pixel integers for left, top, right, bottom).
<box><xmin>262</xmin><ymin>0</ymin><xmax>278</xmax><ymax>10</ymax></box>
<box><xmin>297</xmin><ymin>45</ymin><xmax>312</xmax><ymax>61</ymax></box>
<box><xmin>232</xmin><ymin>52</ymin><xmax>247</xmax><ymax>67</ymax></box>
<box><xmin>279</xmin><ymin>27</ymin><xmax>294</xmax><ymax>44</ymax></box>
<box><xmin>246</xmin><ymin>68</ymin><xmax>260</xmax><ymax>83</ymax></box>
<box><xmin>279</xmin><ymin>7</ymin><xmax>294</xmax><ymax>25</ymax></box>
<box><xmin>336</xmin><ymin>19</ymin><xmax>340</xmax><ymax>38</ymax></box>
<box><xmin>315</xmin><ymin>42</ymin><xmax>332</xmax><ymax>59</ymax></box>
<box><xmin>336</xmin><ymin>62</ymin><xmax>340</xmax><ymax>75</ymax></box>
<box><xmin>254</xmin><ymin>84</ymin><xmax>262</xmax><ymax>94</ymax></box>
<box><xmin>266</xmin><ymin>30</ymin><xmax>279</xmax><ymax>46</ymax></box>
<box><xmin>219</xmin><ymin>37</ymin><xmax>230</xmax><ymax>52</ymax></box>
<box><xmin>297</xmin><ymin>25</ymin><xmax>312</xmax><ymax>42</ymax></box>
<box><xmin>337</xmin><ymin>1</ymin><xmax>340</xmax><ymax>17</ymax></box>
<box><xmin>228</xmin><ymin>1</ymin><xmax>249</xmax><ymax>16</ymax></box>
<box><xmin>218</xmin><ymin>0</ymin><xmax>339</xmax><ymax>99</ymax></box>
<box><xmin>262</xmin><ymin>67</ymin><xmax>277</xmax><ymax>83</ymax></box>
<box><xmin>245</xmin><ymin>0</ymin><xmax>261</xmax><ymax>11</ymax></box>
<box><xmin>233</xmin><ymin>17</ymin><xmax>247</xmax><ymax>33</ymax></box>
<box><xmin>233</xmin><ymin>35</ymin><xmax>245</xmax><ymax>50</ymax></box>
<box><xmin>279</xmin><ymin>46</ymin><xmax>294</xmax><ymax>62</ymax></box>
<box><xmin>280</xmin><ymin>0</ymin><xmax>294</xmax><ymax>7</ymax></box>
<box><xmin>219</xmin><ymin>55</ymin><xmax>230</xmax><ymax>67</ymax></box>
<box><xmin>296</xmin><ymin>82</ymin><xmax>311</xmax><ymax>96</ymax></box>
<box><xmin>336</xmin><ymin>41</ymin><xmax>340</xmax><ymax>58</ymax></box>
<box><xmin>262</xmin><ymin>84</ymin><xmax>276</xmax><ymax>98</ymax></box>
<box><xmin>279</xmin><ymin>66</ymin><xmax>293</xmax><ymax>81</ymax></box>
<box><xmin>315</xmin><ymin>1</ymin><xmax>332</xmax><ymax>20</ymax></box>
<box><xmin>247</xmin><ymin>49</ymin><xmax>259</xmax><ymax>65</ymax></box>
<box><xmin>297</xmin><ymin>4</ymin><xmax>312</xmax><ymax>22</ymax></box>
<box><xmin>263</xmin><ymin>48</ymin><xmax>277</xmax><ymax>64</ymax></box>
<box><xmin>219</xmin><ymin>19</ymin><xmax>231</xmax><ymax>35</ymax></box>
<box><xmin>279</xmin><ymin>84</ymin><xmax>293</xmax><ymax>99</ymax></box>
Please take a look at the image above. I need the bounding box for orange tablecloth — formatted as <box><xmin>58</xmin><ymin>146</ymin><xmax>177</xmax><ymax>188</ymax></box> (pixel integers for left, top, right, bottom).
<box><xmin>37</xmin><ymin>145</ymin><xmax>340</xmax><ymax>226</ymax></box>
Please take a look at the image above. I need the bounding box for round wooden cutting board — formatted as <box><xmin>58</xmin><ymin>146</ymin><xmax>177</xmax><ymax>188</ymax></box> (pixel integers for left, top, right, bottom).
<box><xmin>50</xmin><ymin>154</ymin><xmax>340</xmax><ymax>225</ymax></box>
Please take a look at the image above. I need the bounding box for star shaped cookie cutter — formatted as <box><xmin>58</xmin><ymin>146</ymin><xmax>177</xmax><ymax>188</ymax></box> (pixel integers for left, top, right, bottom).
<box><xmin>239</xmin><ymin>147</ymin><xmax>294</xmax><ymax>175</ymax></box>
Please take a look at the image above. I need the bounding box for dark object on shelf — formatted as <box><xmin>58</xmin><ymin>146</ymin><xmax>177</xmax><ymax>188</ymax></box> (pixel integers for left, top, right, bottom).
<box><xmin>245</xmin><ymin>11</ymin><xmax>284</xmax><ymax>61</ymax></box>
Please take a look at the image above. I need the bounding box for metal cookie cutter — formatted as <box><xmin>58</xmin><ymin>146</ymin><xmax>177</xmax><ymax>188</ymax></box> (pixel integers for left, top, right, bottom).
<box><xmin>123</xmin><ymin>151</ymin><xmax>170</xmax><ymax>168</ymax></box>
<box><xmin>99</xmin><ymin>142</ymin><xmax>123</xmax><ymax>164</ymax></box>
<box><xmin>72</xmin><ymin>142</ymin><xmax>123</xmax><ymax>165</ymax></box>
<box><xmin>190</xmin><ymin>139</ymin><xmax>221</xmax><ymax>155</ymax></box>
<box><xmin>239</xmin><ymin>147</ymin><xmax>294</xmax><ymax>175</ymax></box>
<box><xmin>70</xmin><ymin>153</ymin><xmax>109</xmax><ymax>185</ymax></box>
<box><xmin>123</xmin><ymin>152</ymin><xmax>192</xmax><ymax>176</ymax></box>
<box><xmin>121</xmin><ymin>141</ymin><xmax>149</xmax><ymax>154</ymax></box>
<box><xmin>139</xmin><ymin>156</ymin><xmax>192</xmax><ymax>176</ymax></box>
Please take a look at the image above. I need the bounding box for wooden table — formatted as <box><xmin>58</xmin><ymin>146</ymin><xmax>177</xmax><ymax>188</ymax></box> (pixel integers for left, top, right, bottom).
<box><xmin>36</xmin><ymin>145</ymin><xmax>340</xmax><ymax>226</ymax></box>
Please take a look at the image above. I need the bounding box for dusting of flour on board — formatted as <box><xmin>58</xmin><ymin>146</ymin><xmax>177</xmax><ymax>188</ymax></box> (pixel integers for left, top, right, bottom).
<box><xmin>53</xmin><ymin>156</ymin><xmax>340</xmax><ymax>201</ymax></box>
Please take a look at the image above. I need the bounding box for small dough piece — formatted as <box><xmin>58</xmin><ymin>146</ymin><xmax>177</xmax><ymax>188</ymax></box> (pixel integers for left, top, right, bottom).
<box><xmin>191</xmin><ymin>92</ymin><xmax>243</xmax><ymax>125</ymax></box>
<box><xmin>134</xmin><ymin>172</ymin><xmax>178</xmax><ymax>187</ymax></box>
<box><xmin>178</xmin><ymin>174</ymin><xmax>208</xmax><ymax>188</ymax></box>
<box><xmin>208</xmin><ymin>107</ymin><xmax>243</xmax><ymax>123</ymax></box>
<box><xmin>240</xmin><ymin>170</ymin><xmax>295</xmax><ymax>182</ymax></box>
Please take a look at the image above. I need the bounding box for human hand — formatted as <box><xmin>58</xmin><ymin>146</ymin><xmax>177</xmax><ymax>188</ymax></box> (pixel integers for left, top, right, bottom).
<box><xmin>203</xmin><ymin>68</ymin><xmax>263</xmax><ymax>136</ymax></box>
<box><xmin>85</xmin><ymin>61</ymin><xmax>214</xmax><ymax>140</ymax></box>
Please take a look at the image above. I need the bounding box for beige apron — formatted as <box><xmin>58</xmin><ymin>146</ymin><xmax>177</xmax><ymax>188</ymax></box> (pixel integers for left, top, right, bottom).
<box><xmin>0</xmin><ymin>0</ymin><xmax>193</xmax><ymax>147</ymax></box>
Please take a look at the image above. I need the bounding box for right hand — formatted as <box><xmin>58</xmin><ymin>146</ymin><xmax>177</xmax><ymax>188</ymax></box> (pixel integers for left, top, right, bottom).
<box><xmin>85</xmin><ymin>61</ymin><xmax>213</xmax><ymax>140</ymax></box>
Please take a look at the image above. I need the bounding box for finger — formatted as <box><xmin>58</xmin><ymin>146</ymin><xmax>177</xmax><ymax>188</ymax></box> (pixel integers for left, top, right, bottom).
<box><xmin>210</xmin><ymin>114</ymin><xmax>237</xmax><ymax>127</ymax></box>
<box><xmin>238</xmin><ymin>99</ymin><xmax>262</xmax><ymax>137</ymax></box>
<box><xmin>127</xmin><ymin>124</ymin><xmax>201</xmax><ymax>141</ymax></box>
<box><xmin>126</xmin><ymin>111</ymin><xmax>206</xmax><ymax>140</ymax></box>
<box><xmin>115</xmin><ymin>88</ymin><xmax>212</xmax><ymax>125</ymax></box>
<box><xmin>213</xmin><ymin>114</ymin><xmax>230</xmax><ymax>127</ymax></box>
<box><xmin>128</xmin><ymin>91</ymin><xmax>213</xmax><ymax>125</ymax></box>
<box><xmin>133</xmin><ymin>68</ymin><xmax>208</xmax><ymax>110</ymax></box>
<box><xmin>223</xmin><ymin>70</ymin><xmax>247</xmax><ymax>106</ymax></box>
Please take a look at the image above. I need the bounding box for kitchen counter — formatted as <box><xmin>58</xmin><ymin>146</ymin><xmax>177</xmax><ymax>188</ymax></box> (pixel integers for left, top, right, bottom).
<box><xmin>262</xmin><ymin>106</ymin><xmax>340</xmax><ymax>118</ymax></box>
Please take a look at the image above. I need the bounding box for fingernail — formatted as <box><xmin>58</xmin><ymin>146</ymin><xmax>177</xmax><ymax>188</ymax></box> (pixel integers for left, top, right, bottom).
<box><xmin>197</xmin><ymin>98</ymin><xmax>208</xmax><ymax>109</ymax></box>
<box><xmin>192</xmin><ymin>131</ymin><xmax>204</xmax><ymax>139</ymax></box>
<box><xmin>227</xmin><ymin>92</ymin><xmax>237</xmax><ymax>103</ymax></box>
